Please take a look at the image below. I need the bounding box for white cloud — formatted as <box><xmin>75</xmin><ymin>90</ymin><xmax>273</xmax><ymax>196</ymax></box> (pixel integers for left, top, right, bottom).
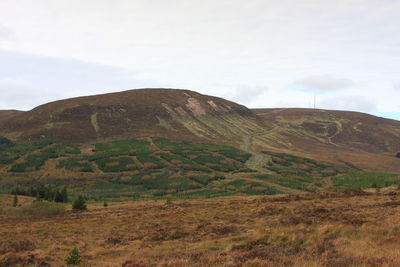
<box><xmin>319</xmin><ymin>95</ymin><xmax>377</xmax><ymax>112</ymax></box>
<box><xmin>209</xmin><ymin>85</ymin><xmax>269</xmax><ymax>105</ymax></box>
<box><xmin>0</xmin><ymin>50</ymin><xmax>158</xmax><ymax>110</ymax></box>
<box><xmin>0</xmin><ymin>25</ymin><xmax>14</xmax><ymax>39</ymax></box>
<box><xmin>293</xmin><ymin>75</ymin><xmax>355</xmax><ymax>91</ymax></box>
<box><xmin>0</xmin><ymin>0</ymin><xmax>399</xmax><ymax>119</ymax></box>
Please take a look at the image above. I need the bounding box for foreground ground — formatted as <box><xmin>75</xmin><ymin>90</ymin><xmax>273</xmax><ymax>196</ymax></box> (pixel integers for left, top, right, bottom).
<box><xmin>2</xmin><ymin>190</ymin><xmax>400</xmax><ymax>266</ymax></box>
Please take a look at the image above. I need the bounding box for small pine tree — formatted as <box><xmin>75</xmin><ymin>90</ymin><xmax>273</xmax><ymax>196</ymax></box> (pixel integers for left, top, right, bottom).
<box><xmin>44</xmin><ymin>186</ymin><xmax>53</xmax><ymax>201</ymax></box>
<box><xmin>72</xmin><ymin>196</ymin><xmax>87</xmax><ymax>211</ymax></box>
<box><xmin>12</xmin><ymin>194</ymin><xmax>18</xmax><ymax>207</ymax></box>
<box><xmin>103</xmin><ymin>201</ymin><xmax>108</xmax><ymax>207</ymax></box>
<box><xmin>65</xmin><ymin>247</ymin><xmax>81</xmax><ymax>265</ymax></box>
<box><xmin>54</xmin><ymin>189</ymin><xmax>64</xmax><ymax>203</ymax></box>
<box><xmin>61</xmin><ymin>186</ymin><xmax>68</xmax><ymax>203</ymax></box>
<box><xmin>37</xmin><ymin>185</ymin><xmax>45</xmax><ymax>199</ymax></box>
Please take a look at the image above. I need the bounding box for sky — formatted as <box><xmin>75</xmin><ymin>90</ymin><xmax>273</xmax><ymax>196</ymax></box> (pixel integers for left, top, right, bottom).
<box><xmin>0</xmin><ymin>0</ymin><xmax>399</xmax><ymax>121</ymax></box>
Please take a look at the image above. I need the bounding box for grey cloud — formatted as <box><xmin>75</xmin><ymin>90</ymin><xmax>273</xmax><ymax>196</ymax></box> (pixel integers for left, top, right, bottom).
<box><xmin>319</xmin><ymin>95</ymin><xmax>377</xmax><ymax>112</ymax></box>
<box><xmin>0</xmin><ymin>79</ymin><xmax>47</xmax><ymax>110</ymax></box>
<box><xmin>0</xmin><ymin>25</ymin><xmax>15</xmax><ymax>40</ymax></box>
<box><xmin>293</xmin><ymin>75</ymin><xmax>355</xmax><ymax>91</ymax></box>
<box><xmin>230</xmin><ymin>86</ymin><xmax>268</xmax><ymax>104</ymax></box>
<box><xmin>0</xmin><ymin>50</ymin><xmax>160</xmax><ymax>110</ymax></box>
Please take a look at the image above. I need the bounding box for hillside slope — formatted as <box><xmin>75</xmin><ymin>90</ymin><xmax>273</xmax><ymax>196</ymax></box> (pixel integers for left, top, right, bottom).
<box><xmin>0</xmin><ymin>110</ymin><xmax>24</xmax><ymax>123</ymax></box>
<box><xmin>2</xmin><ymin>136</ymin><xmax>398</xmax><ymax>199</ymax></box>
<box><xmin>0</xmin><ymin>89</ymin><xmax>398</xmax><ymax>176</ymax></box>
<box><xmin>0</xmin><ymin>89</ymin><xmax>264</xmax><ymax>144</ymax></box>
<box><xmin>252</xmin><ymin>108</ymin><xmax>400</xmax><ymax>173</ymax></box>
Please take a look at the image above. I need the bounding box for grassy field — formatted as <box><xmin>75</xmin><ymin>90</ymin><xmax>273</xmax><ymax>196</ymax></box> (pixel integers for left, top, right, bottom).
<box><xmin>3</xmin><ymin>190</ymin><xmax>400</xmax><ymax>266</ymax></box>
<box><xmin>332</xmin><ymin>170</ymin><xmax>399</xmax><ymax>190</ymax></box>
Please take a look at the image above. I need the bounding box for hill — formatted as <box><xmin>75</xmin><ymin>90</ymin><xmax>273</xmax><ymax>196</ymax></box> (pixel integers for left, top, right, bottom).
<box><xmin>0</xmin><ymin>89</ymin><xmax>399</xmax><ymax>199</ymax></box>
<box><xmin>0</xmin><ymin>110</ymin><xmax>23</xmax><ymax>123</ymax></box>
<box><xmin>253</xmin><ymin>108</ymin><xmax>400</xmax><ymax>154</ymax></box>
<box><xmin>252</xmin><ymin>108</ymin><xmax>400</xmax><ymax>173</ymax></box>
<box><xmin>0</xmin><ymin>89</ymin><xmax>263</xmax><ymax>144</ymax></box>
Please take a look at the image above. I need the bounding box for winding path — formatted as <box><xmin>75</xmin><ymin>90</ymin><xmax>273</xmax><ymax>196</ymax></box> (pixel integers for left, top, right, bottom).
<box><xmin>241</xmin><ymin>129</ymin><xmax>276</xmax><ymax>171</ymax></box>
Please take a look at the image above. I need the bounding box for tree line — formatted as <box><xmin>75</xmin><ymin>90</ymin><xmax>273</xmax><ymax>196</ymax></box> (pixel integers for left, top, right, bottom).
<box><xmin>11</xmin><ymin>185</ymin><xmax>68</xmax><ymax>203</ymax></box>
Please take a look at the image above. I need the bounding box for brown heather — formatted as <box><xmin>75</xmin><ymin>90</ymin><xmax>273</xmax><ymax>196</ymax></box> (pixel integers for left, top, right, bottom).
<box><xmin>2</xmin><ymin>190</ymin><xmax>400</xmax><ymax>266</ymax></box>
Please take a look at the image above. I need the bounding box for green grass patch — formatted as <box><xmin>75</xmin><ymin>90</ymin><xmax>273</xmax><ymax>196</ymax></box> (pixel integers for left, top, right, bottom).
<box><xmin>57</xmin><ymin>159</ymin><xmax>94</xmax><ymax>172</ymax></box>
<box><xmin>94</xmin><ymin>139</ymin><xmax>150</xmax><ymax>155</ymax></box>
<box><xmin>332</xmin><ymin>171</ymin><xmax>398</xmax><ymax>190</ymax></box>
<box><xmin>94</xmin><ymin>157</ymin><xmax>137</xmax><ymax>172</ymax></box>
<box><xmin>9</xmin><ymin>143</ymin><xmax>80</xmax><ymax>172</ymax></box>
<box><xmin>255</xmin><ymin>174</ymin><xmax>315</xmax><ymax>192</ymax></box>
<box><xmin>130</xmin><ymin>171</ymin><xmax>201</xmax><ymax>192</ymax></box>
<box><xmin>159</xmin><ymin>153</ymin><xmax>211</xmax><ymax>172</ymax></box>
<box><xmin>155</xmin><ymin>137</ymin><xmax>251</xmax><ymax>162</ymax></box>
<box><xmin>0</xmin><ymin>139</ymin><xmax>52</xmax><ymax>165</ymax></box>
<box><xmin>136</xmin><ymin>155</ymin><xmax>165</xmax><ymax>169</ymax></box>
<box><xmin>264</xmin><ymin>151</ymin><xmax>344</xmax><ymax>182</ymax></box>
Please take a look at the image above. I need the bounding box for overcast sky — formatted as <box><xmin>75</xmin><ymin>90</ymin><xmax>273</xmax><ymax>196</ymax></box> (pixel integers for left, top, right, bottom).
<box><xmin>0</xmin><ymin>0</ymin><xmax>399</xmax><ymax>120</ymax></box>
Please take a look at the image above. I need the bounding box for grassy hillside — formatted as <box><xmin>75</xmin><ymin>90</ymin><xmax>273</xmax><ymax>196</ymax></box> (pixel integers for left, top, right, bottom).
<box><xmin>0</xmin><ymin>89</ymin><xmax>263</xmax><ymax>144</ymax></box>
<box><xmin>1</xmin><ymin>136</ymin><xmax>398</xmax><ymax>200</ymax></box>
<box><xmin>1</xmin><ymin>89</ymin><xmax>399</xmax><ymax>176</ymax></box>
<box><xmin>252</xmin><ymin>108</ymin><xmax>400</xmax><ymax>174</ymax></box>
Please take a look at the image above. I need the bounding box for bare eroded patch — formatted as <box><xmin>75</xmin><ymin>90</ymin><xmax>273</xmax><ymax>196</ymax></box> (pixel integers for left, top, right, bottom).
<box><xmin>186</xmin><ymin>98</ymin><xmax>206</xmax><ymax>116</ymax></box>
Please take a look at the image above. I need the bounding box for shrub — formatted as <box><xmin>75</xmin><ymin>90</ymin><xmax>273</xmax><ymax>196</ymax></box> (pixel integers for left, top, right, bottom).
<box><xmin>0</xmin><ymin>136</ymin><xmax>14</xmax><ymax>150</ymax></box>
<box><xmin>396</xmin><ymin>152</ymin><xmax>400</xmax><ymax>158</ymax></box>
<box><xmin>65</xmin><ymin>247</ymin><xmax>81</xmax><ymax>265</ymax></box>
<box><xmin>72</xmin><ymin>196</ymin><xmax>87</xmax><ymax>211</ymax></box>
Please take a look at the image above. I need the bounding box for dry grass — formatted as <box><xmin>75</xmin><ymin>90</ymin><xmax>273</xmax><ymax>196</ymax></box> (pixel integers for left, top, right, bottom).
<box><xmin>2</xmin><ymin>191</ymin><xmax>400</xmax><ymax>266</ymax></box>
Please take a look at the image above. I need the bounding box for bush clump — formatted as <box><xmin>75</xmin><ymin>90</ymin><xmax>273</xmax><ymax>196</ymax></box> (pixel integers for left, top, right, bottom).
<box><xmin>72</xmin><ymin>196</ymin><xmax>87</xmax><ymax>211</ymax></box>
<box><xmin>65</xmin><ymin>247</ymin><xmax>81</xmax><ymax>265</ymax></box>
